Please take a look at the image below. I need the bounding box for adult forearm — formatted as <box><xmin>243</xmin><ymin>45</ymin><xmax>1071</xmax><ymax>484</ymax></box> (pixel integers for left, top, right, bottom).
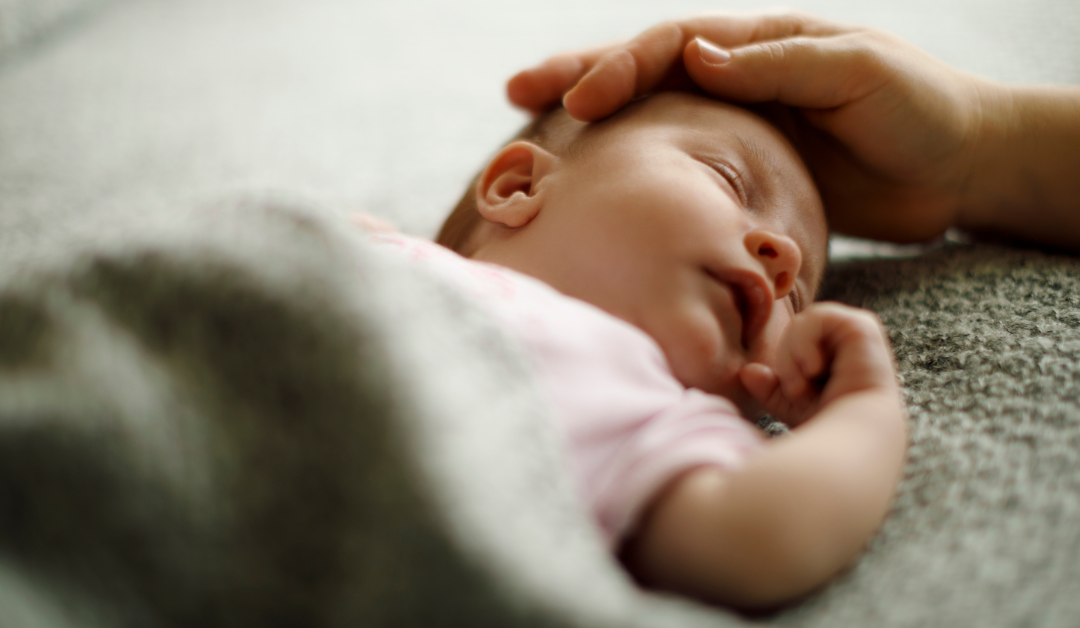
<box><xmin>959</xmin><ymin>83</ymin><xmax>1080</xmax><ymax>250</ymax></box>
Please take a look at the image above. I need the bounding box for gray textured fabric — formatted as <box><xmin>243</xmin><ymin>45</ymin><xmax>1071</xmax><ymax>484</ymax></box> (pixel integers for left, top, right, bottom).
<box><xmin>1</xmin><ymin>0</ymin><xmax>1079</xmax><ymax>626</ymax></box>
<box><xmin>0</xmin><ymin>0</ymin><xmax>110</xmax><ymax>64</ymax></box>
<box><xmin>791</xmin><ymin>246</ymin><xmax>1080</xmax><ymax>626</ymax></box>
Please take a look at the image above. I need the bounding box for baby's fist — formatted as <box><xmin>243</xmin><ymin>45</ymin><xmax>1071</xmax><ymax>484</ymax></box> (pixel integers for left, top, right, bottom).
<box><xmin>740</xmin><ymin>303</ymin><xmax>898</xmax><ymax>426</ymax></box>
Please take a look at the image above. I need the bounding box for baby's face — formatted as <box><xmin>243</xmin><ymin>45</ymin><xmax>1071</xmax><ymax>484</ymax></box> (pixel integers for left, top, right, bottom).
<box><xmin>481</xmin><ymin>93</ymin><xmax>827</xmax><ymax>416</ymax></box>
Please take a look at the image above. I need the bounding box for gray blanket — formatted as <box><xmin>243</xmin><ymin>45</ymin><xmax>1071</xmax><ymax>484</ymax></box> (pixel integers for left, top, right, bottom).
<box><xmin>2</xmin><ymin>202</ymin><xmax>1079</xmax><ymax>627</ymax></box>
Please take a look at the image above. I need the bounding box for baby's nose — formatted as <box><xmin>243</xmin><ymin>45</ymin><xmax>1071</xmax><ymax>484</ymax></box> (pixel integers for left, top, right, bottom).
<box><xmin>743</xmin><ymin>230</ymin><xmax>801</xmax><ymax>299</ymax></box>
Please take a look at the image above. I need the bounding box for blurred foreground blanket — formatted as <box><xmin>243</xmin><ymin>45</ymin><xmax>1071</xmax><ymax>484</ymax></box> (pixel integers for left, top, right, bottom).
<box><xmin>0</xmin><ymin>201</ymin><xmax>1078</xmax><ymax>628</ymax></box>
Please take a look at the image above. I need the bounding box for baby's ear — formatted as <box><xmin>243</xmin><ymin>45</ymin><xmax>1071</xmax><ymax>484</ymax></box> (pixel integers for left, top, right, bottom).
<box><xmin>476</xmin><ymin>141</ymin><xmax>557</xmax><ymax>228</ymax></box>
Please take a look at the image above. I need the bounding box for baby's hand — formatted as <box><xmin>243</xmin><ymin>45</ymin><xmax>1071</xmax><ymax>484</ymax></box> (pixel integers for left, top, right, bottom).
<box><xmin>739</xmin><ymin>303</ymin><xmax>898</xmax><ymax>427</ymax></box>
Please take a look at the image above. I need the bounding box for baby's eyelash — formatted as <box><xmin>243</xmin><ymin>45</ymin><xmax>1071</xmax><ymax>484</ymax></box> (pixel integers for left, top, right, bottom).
<box><xmin>706</xmin><ymin>159</ymin><xmax>748</xmax><ymax>206</ymax></box>
<box><xmin>788</xmin><ymin>288</ymin><xmax>802</xmax><ymax>313</ymax></box>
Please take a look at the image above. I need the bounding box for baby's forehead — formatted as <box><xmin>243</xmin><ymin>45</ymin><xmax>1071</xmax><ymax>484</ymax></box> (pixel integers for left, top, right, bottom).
<box><xmin>582</xmin><ymin>94</ymin><xmax>807</xmax><ymax>191</ymax></box>
<box><xmin>616</xmin><ymin>93</ymin><xmax>789</xmax><ymax>152</ymax></box>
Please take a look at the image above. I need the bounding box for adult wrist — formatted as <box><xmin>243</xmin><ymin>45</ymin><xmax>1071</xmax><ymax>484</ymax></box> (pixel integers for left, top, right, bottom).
<box><xmin>954</xmin><ymin>79</ymin><xmax>1017</xmax><ymax>236</ymax></box>
<box><xmin>955</xmin><ymin>82</ymin><xmax>1080</xmax><ymax>249</ymax></box>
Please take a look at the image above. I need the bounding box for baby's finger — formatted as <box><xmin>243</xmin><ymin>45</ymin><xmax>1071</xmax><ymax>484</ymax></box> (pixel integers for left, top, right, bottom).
<box><xmin>741</xmin><ymin>363</ymin><xmax>804</xmax><ymax>422</ymax></box>
<box><xmin>771</xmin><ymin>312</ymin><xmax>833</xmax><ymax>404</ymax></box>
<box><xmin>786</xmin><ymin>314</ymin><xmax>829</xmax><ymax>383</ymax></box>
<box><xmin>772</xmin><ymin>336</ymin><xmax>810</xmax><ymax>403</ymax></box>
<box><xmin>739</xmin><ymin>363</ymin><xmax>780</xmax><ymax>408</ymax></box>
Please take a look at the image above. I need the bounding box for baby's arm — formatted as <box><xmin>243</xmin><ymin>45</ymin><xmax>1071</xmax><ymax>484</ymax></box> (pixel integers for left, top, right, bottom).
<box><xmin>621</xmin><ymin>304</ymin><xmax>906</xmax><ymax>611</ymax></box>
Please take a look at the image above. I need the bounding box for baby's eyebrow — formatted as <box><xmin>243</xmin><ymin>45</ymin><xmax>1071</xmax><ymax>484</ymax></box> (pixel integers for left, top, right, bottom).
<box><xmin>735</xmin><ymin>135</ymin><xmax>785</xmax><ymax>192</ymax></box>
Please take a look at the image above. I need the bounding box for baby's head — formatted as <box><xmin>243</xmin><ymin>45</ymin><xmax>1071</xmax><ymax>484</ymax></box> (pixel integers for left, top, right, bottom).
<box><xmin>438</xmin><ymin>92</ymin><xmax>827</xmax><ymax>417</ymax></box>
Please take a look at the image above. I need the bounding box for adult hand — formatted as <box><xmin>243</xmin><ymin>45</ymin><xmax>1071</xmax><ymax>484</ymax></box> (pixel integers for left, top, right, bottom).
<box><xmin>507</xmin><ymin>12</ymin><xmax>993</xmax><ymax>243</ymax></box>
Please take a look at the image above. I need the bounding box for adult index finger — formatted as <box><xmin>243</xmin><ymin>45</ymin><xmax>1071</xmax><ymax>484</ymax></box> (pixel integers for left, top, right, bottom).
<box><xmin>562</xmin><ymin>11</ymin><xmax>851</xmax><ymax>121</ymax></box>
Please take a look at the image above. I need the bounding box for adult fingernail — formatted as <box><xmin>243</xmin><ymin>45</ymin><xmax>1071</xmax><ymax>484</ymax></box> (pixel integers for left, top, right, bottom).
<box><xmin>696</xmin><ymin>37</ymin><xmax>731</xmax><ymax>66</ymax></box>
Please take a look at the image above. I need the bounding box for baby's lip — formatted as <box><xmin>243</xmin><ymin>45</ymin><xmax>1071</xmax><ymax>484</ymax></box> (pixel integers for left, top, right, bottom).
<box><xmin>708</xmin><ymin>267</ymin><xmax>774</xmax><ymax>350</ymax></box>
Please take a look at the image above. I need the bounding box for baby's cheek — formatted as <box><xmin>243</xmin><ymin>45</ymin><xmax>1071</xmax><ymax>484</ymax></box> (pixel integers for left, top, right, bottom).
<box><xmin>660</xmin><ymin>305</ymin><xmax>732</xmax><ymax>390</ymax></box>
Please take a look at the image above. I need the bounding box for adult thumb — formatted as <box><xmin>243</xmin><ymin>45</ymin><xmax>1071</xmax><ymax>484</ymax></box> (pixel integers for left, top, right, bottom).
<box><xmin>683</xmin><ymin>35</ymin><xmax>878</xmax><ymax>110</ymax></box>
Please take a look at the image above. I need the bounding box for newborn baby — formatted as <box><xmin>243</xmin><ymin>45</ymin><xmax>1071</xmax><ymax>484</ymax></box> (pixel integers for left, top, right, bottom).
<box><xmin>369</xmin><ymin>91</ymin><xmax>906</xmax><ymax>610</ymax></box>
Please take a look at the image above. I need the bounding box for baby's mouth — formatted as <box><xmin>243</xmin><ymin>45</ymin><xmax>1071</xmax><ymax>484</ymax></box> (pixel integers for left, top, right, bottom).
<box><xmin>708</xmin><ymin>267</ymin><xmax>773</xmax><ymax>350</ymax></box>
<box><xmin>736</xmin><ymin>279</ymin><xmax>772</xmax><ymax>349</ymax></box>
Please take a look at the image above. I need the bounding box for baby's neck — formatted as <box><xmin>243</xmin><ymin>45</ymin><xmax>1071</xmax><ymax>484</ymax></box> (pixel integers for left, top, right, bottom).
<box><xmin>469</xmin><ymin>243</ymin><xmax>558</xmax><ymax>291</ymax></box>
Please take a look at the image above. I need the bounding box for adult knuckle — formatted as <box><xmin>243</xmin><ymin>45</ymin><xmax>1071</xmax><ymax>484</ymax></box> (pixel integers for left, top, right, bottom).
<box><xmin>627</xmin><ymin>20</ymin><xmax>685</xmax><ymax>76</ymax></box>
<box><xmin>749</xmin><ymin>8</ymin><xmax>825</xmax><ymax>41</ymax></box>
<box><xmin>746</xmin><ymin>13</ymin><xmax>776</xmax><ymax>42</ymax></box>
<box><xmin>826</xmin><ymin>33</ymin><xmax>894</xmax><ymax>95</ymax></box>
<box><xmin>545</xmin><ymin>52</ymin><xmax>581</xmax><ymax>70</ymax></box>
<box><xmin>863</xmin><ymin>27</ymin><xmax>901</xmax><ymax>47</ymax></box>
<box><xmin>644</xmin><ymin>20</ymin><xmax>684</xmax><ymax>47</ymax></box>
<box><xmin>841</xmin><ymin>31</ymin><xmax>892</xmax><ymax>70</ymax></box>
<box><xmin>661</xmin><ymin>19</ymin><xmax>685</xmax><ymax>38</ymax></box>
<box><xmin>758</xmin><ymin>40</ymin><xmax>789</xmax><ymax>65</ymax></box>
<box><xmin>777</xmin><ymin>9</ymin><xmax>815</xmax><ymax>33</ymax></box>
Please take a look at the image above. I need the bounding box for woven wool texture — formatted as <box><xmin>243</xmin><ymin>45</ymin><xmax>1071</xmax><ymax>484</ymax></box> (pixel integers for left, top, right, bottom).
<box><xmin>764</xmin><ymin>244</ymin><xmax>1080</xmax><ymax>626</ymax></box>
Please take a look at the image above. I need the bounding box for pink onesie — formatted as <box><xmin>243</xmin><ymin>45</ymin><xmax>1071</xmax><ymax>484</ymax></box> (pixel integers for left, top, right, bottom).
<box><xmin>372</xmin><ymin>233</ymin><xmax>764</xmax><ymax>547</ymax></box>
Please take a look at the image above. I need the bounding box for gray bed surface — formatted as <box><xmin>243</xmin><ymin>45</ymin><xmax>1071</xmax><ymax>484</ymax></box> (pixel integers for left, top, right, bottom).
<box><xmin>1</xmin><ymin>0</ymin><xmax>1079</xmax><ymax>626</ymax></box>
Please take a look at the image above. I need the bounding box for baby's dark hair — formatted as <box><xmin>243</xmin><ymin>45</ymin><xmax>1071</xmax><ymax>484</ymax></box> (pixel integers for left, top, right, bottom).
<box><xmin>436</xmin><ymin>107</ymin><xmax>579</xmax><ymax>256</ymax></box>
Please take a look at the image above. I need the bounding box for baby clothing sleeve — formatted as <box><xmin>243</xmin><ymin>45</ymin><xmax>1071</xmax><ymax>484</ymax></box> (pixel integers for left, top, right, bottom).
<box><xmin>583</xmin><ymin>389</ymin><xmax>762</xmax><ymax>546</ymax></box>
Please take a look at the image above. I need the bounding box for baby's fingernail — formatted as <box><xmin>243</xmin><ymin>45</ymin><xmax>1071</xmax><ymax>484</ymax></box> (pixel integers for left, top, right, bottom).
<box><xmin>696</xmin><ymin>37</ymin><xmax>731</xmax><ymax>66</ymax></box>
